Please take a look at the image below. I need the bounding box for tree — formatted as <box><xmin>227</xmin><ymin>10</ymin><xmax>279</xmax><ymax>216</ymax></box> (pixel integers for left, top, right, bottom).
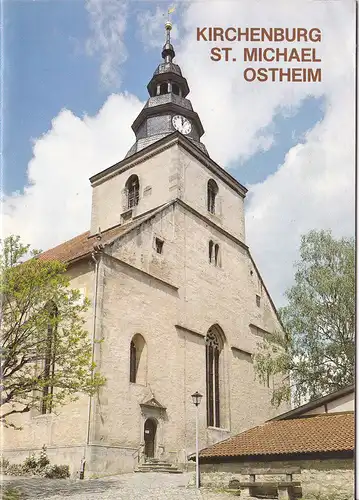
<box><xmin>0</xmin><ymin>235</ymin><xmax>105</xmax><ymax>428</ymax></box>
<box><xmin>253</xmin><ymin>229</ymin><xmax>354</xmax><ymax>407</ymax></box>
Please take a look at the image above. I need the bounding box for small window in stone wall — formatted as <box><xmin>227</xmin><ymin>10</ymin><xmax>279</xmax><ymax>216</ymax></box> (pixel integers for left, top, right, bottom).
<box><xmin>214</xmin><ymin>244</ymin><xmax>220</xmax><ymax>267</ymax></box>
<box><xmin>209</xmin><ymin>240</ymin><xmax>214</xmax><ymax>263</ymax></box>
<box><xmin>256</xmin><ymin>294</ymin><xmax>261</xmax><ymax>307</ymax></box>
<box><xmin>155</xmin><ymin>238</ymin><xmax>164</xmax><ymax>254</ymax></box>
<box><xmin>209</xmin><ymin>241</ymin><xmax>221</xmax><ymax>267</ymax></box>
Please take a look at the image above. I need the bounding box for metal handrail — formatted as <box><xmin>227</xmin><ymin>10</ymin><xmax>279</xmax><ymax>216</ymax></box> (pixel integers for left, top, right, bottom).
<box><xmin>132</xmin><ymin>445</ymin><xmax>143</xmax><ymax>463</ymax></box>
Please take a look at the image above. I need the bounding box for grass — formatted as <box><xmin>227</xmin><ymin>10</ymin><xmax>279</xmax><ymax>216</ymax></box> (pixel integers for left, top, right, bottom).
<box><xmin>1</xmin><ymin>487</ymin><xmax>23</xmax><ymax>500</ymax></box>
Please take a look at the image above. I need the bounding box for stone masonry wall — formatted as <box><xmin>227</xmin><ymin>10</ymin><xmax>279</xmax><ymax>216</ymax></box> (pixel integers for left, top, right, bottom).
<box><xmin>200</xmin><ymin>458</ymin><xmax>354</xmax><ymax>499</ymax></box>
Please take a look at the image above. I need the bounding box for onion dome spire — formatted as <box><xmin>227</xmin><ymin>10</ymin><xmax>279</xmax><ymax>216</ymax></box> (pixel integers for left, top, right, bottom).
<box><xmin>162</xmin><ymin>19</ymin><xmax>175</xmax><ymax>63</ymax></box>
<box><xmin>124</xmin><ymin>5</ymin><xmax>208</xmax><ymax>159</ymax></box>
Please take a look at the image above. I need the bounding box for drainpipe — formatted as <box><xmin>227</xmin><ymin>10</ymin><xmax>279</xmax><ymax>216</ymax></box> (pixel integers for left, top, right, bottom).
<box><xmin>83</xmin><ymin>249</ymin><xmax>101</xmax><ymax>475</ymax></box>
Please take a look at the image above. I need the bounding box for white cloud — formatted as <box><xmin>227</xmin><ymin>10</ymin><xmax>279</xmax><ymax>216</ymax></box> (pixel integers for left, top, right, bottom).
<box><xmin>3</xmin><ymin>0</ymin><xmax>355</xmax><ymax>306</ymax></box>
<box><xmin>136</xmin><ymin>4</ymin><xmax>180</xmax><ymax>51</ymax></box>
<box><xmin>85</xmin><ymin>0</ymin><xmax>128</xmax><ymax>88</ymax></box>
<box><xmin>3</xmin><ymin>94</ymin><xmax>142</xmax><ymax>251</ymax></box>
<box><xmin>175</xmin><ymin>0</ymin><xmax>354</xmax><ymax>304</ymax></box>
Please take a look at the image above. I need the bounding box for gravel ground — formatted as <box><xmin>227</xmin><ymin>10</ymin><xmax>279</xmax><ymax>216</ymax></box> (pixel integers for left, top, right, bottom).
<box><xmin>0</xmin><ymin>472</ymin><xmax>234</xmax><ymax>499</ymax></box>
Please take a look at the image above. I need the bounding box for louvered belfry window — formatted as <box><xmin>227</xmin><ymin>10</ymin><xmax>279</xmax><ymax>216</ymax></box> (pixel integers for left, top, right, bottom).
<box><xmin>126</xmin><ymin>175</ymin><xmax>140</xmax><ymax>209</ymax></box>
<box><xmin>206</xmin><ymin>327</ymin><xmax>221</xmax><ymax>428</ymax></box>
<box><xmin>207</xmin><ymin>179</ymin><xmax>218</xmax><ymax>215</ymax></box>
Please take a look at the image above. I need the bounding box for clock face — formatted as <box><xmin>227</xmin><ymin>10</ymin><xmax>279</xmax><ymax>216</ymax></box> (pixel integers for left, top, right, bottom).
<box><xmin>172</xmin><ymin>115</ymin><xmax>192</xmax><ymax>135</ymax></box>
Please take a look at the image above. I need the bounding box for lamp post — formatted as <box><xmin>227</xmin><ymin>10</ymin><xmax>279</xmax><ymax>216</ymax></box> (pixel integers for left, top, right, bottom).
<box><xmin>191</xmin><ymin>391</ymin><xmax>203</xmax><ymax>489</ymax></box>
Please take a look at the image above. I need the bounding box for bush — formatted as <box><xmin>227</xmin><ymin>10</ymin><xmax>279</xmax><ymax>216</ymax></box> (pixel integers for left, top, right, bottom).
<box><xmin>23</xmin><ymin>453</ymin><xmax>38</xmax><ymax>471</ymax></box>
<box><xmin>0</xmin><ymin>456</ymin><xmax>10</xmax><ymax>469</ymax></box>
<box><xmin>43</xmin><ymin>464</ymin><xmax>70</xmax><ymax>479</ymax></box>
<box><xmin>1</xmin><ymin>446</ymin><xmax>69</xmax><ymax>479</ymax></box>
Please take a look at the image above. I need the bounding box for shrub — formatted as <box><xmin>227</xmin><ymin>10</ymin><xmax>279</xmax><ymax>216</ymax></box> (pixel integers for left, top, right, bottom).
<box><xmin>1</xmin><ymin>446</ymin><xmax>69</xmax><ymax>479</ymax></box>
<box><xmin>0</xmin><ymin>456</ymin><xmax>10</xmax><ymax>469</ymax></box>
<box><xmin>23</xmin><ymin>453</ymin><xmax>38</xmax><ymax>471</ymax></box>
<box><xmin>43</xmin><ymin>464</ymin><xmax>70</xmax><ymax>479</ymax></box>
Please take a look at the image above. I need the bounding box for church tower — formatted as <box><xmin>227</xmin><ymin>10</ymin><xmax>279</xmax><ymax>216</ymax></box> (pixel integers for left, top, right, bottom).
<box><xmin>89</xmin><ymin>20</ymin><xmax>247</xmax><ymax>243</ymax></box>
<box><xmin>82</xmin><ymin>19</ymin><xmax>285</xmax><ymax>475</ymax></box>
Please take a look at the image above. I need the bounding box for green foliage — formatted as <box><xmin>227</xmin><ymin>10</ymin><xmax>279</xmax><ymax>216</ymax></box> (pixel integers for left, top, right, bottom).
<box><xmin>0</xmin><ymin>235</ymin><xmax>105</xmax><ymax>427</ymax></box>
<box><xmin>2</xmin><ymin>487</ymin><xmax>23</xmax><ymax>500</ymax></box>
<box><xmin>253</xmin><ymin>230</ymin><xmax>354</xmax><ymax>407</ymax></box>
<box><xmin>1</xmin><ymin>446</ymin><xmax>70</xmax><ymax>479</ymax></box>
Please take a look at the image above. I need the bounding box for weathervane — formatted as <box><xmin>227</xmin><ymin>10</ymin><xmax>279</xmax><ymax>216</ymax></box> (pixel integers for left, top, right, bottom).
<box><xmin>165</xmin><ymin>5</ymin><xmax>175</xmax><ymax>31</ymax></box>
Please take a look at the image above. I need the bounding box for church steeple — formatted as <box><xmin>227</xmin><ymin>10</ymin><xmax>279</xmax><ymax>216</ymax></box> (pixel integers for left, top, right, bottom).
<box><xmin>162</xmin><ymin>19</ymin><xmax>175</xmax><ymax>63</ymax></box>
<box><xmin>125</xmin><ymin>16</ymin><xmax>207</xmax><ymax>158</ymax></box>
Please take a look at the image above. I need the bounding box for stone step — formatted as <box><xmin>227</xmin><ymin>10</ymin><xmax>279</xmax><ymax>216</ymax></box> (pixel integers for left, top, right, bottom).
<box><xmin>135</xmin><ymin>467</ymin><xmax>183</xmax><ymax>474</ymax></box>
<box><xmin>135</xmin><ymin>461</ymin><xmax>183</xmax><ymax>474</ymax></box>
<box><xmin>140</xmin><ymin>462</ymin><xmax>173</xmax><ymax>467</ymax></box>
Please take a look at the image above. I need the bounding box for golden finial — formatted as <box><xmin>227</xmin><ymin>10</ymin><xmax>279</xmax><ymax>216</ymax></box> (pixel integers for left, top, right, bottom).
<box><xmin>165</xmin><ymin>6</ymin><xmax>175</xmax><ymax>31</ymax></box>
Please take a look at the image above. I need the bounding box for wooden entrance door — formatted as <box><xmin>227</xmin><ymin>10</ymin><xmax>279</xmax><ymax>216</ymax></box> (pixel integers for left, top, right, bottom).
<box><xmin>144</xmin><ymin>419</ymin><xmax>156</xmax><ymax>458</ymax></box>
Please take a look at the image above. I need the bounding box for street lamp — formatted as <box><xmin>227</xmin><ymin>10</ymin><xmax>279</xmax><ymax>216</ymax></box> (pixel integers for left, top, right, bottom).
<box><xmin>191</xmin><ymin>391</ymin><xmax>203</xmax><ymax>489</ymax></box>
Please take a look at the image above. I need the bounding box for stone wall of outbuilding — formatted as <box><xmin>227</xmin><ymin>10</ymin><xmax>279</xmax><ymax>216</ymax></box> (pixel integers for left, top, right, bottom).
<box><xmin>199</xmin><ymin>458</ymin><xmax>354</xmax><ymax>499</ymax></box>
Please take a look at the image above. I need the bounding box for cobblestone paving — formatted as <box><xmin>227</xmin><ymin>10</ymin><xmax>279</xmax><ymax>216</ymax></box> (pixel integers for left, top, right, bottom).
<box><xmin>1</xmin><ymin>472</ymin><xmax>234</xmax><ymax>499</ymax></box>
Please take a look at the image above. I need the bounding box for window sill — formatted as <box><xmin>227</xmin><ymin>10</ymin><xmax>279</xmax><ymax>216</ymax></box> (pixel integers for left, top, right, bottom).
<box><xmin>207</xmin><ymin>426</ymin><xmax>230</xmax><ymax>432</ymax></box>
<box><xmin>129</xmin><ymin>381</ymin><xmax>147</xmax><ymax>388</ymax></box>
<box><xmin>207</xmin><ymin>211</ymin><xmax>222</xmax><ymax>223</ymax></box>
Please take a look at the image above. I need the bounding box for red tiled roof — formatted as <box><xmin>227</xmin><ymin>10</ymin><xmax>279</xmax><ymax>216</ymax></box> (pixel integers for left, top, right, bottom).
<box><xmin>38</xmin><ymin>207</ymin><xmax>164</xmax><ymax>264</ymax></box>
<box><xmin>39</xmin><ymin>230</ymin><xmax>92</xmax><ymax>263</ymax></box>
<box><xmin>200</xmin><ymin>413</ymin><xmax>354</xmax><ymax>459</ymax></box>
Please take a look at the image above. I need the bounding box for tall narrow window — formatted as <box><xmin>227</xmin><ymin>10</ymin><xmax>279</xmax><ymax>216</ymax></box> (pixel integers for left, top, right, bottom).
<box><xmin>130</xmin><ymin>341</ymin><xmax>137</xmax><ymax>383</ymax></box>
<box><xmin>214</xmin><ymin>244</ymin><xmax>219</xmax><ymax>267</ymax></box>
<box><xmin>129</xmin><ymin>334</ymin><xmax>147</xmax><ymax>385</ymax></box>
<box><xmin>205</xmin><ymin>326</ymin><xmax>223</xmax><ymax>428</ymax></box>
<box><xmin>207</xmin><ymin>179</ymin><xmax>218</xmax><ymax>214</ymax></box>
<box><xmin>126</xmin><ymin>175</ymin><xmax>140</xmax><ymax>209</ymax></box>
<box><xmin>209</xmin><ymin>240</ymin><xmax>214</xmax><ymax>263</ymax></box>
<box><xmin>41</xmin><ymin>302</ymin><xmax>58</xmax><ymax>415</ymax></box>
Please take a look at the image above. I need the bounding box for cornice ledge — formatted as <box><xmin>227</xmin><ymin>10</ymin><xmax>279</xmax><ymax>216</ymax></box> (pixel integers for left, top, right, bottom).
<box><xmin>249</xmin><ymin>323</ymin><xmax>273</xmax><ymax>336</ymax></box>
<box><xmin>231</xmin><ymin>345</ymin><xmax>253</xmax><ymax>356</ymax></box>
<box><xmin>175</xmin><ymin>324</ymin><xmax>205</xmax><ymax>338</ymax></box>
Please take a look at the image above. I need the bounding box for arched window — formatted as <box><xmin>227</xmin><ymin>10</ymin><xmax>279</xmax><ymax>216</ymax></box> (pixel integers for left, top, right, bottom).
<box><xmin>126</xmin><ymin>174</ymin><xmax>140</xmax><ymax>209</ymax></box>
<box><xmin>205</xmin><ymin>325</ymin><xmax>224</xmax><ymax>428</ymax></box>
<box><xmin>129</xmin><ymin>334</ymin><xmax>147</xmax><ymax>384</ymax></box>
<box><xmin>130</xmin><ymin>341</ymin><xmax>137</xmax><ymax>383</ymax></box>
<box><xmin>207</xmin><ymin>179</ymin><xmax>218</xmax><ymax>214</ymax></box>
<box><xmin>209</xmin><ymin>240</ymin><xmax>214</xmax><ymax>263</ymax></box>
<box><xmin>159</xmin><ymin>82</ymin><xmax>168</xmax><ymax>95</ymax></box>
<box><xmin>41</xmin><ymin>302</ymin><xmax>58</xmax><ymax>414</ymax></box>
<box><xmin>214</xmin><ymin>244</ymin><xmax>220</xmax><ymax>267</ymax></box>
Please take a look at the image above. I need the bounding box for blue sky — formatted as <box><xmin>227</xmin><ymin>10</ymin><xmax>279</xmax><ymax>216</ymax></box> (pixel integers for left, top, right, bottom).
<box><xmin>3</xmin><ymin>0</ymin><xmax>354</xmax><ymax>305</ymax></box>
<box><xmin>4</xmin><ymin>0</ymin><xmax>325</xmax><ymax>194</ymax></box>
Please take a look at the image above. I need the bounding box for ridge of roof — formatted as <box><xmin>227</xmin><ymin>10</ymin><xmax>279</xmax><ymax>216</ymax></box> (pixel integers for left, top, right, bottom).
<box><xmin>38</xmin><ymin>202</ymin><xmax>174</xmax><ymax>265</ymax></box>
<box><xmin>268</xmin><ymin>384</ymin><xmax>355</xmax><ymax>422</ymax></box>
<box><xmin>199</xmin><ymin>412</ymin><xmax>354</xmax><ymax>460</ymax></box>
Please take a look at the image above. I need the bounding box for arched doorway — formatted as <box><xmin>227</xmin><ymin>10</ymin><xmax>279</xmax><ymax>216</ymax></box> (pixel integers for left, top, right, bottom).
<box><xmin>144</xmin><ymin>418</ymin><xmax>157</xmax><ymax>458</ymax></box>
